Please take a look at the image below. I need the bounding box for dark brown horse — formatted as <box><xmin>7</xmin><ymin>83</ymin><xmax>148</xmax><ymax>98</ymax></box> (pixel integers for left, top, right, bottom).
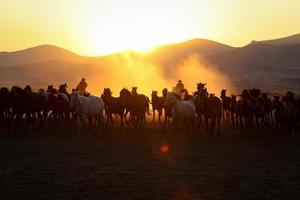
<box><xmin>194</xmin><ymin>83</ymin><xmax>222</xmax><ymax>136</ymax></box>
<box><xmin>101</xmin><ymin>88</ymin><xmax>125</xmax><ymax>127</ymax></box>
<box><xmin>47</xmin><ymin>85</ymin><xmax>71</xmax><ymax>125</ymax></box>
<box><xmin>0</xmin><ymin>87</ymin><xmax>13</xmax><ymax>127</ymax></box>
<box><xmin>235</xmin><ymin>89</ymin><xmax>254</xmax><ymax>130</ymax></box>
<box><xmin>220</xmin><ymin>89</ymin><xmax>231</xmax><ymax>121</ymax></box>
<box><xmin>151</xmin><ymin>91</ymin><xmax>164</xmax><ymax>122</ymax></box>
<box><xmin>249</xmin><ymin>89</ymin><xmax>266</xmax><ymax>132</ymax></box>
<box><xmin>10</xmin><ymin>86</ymin><xmax>36</xmax><ymax>132</ymax></box>
<box><xmin>120</xmin><ymin>88</ymin><xmax>150</xmax><ymax>127</ymax></box>
<box><xmin>262</xmin><ymin>92</ymin><xmax>273</xmax><ymax>127</ymax></box>
<box><xmin>162</xmin><ymin>88</ymin><xmax>172</xmax><ymax>128</ymax></box>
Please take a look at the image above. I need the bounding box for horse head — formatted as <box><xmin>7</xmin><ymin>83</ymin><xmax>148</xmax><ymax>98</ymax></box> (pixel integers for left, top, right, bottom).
<box><xmin>24</xmin><ymin>85</ymin><xmax>32</xmax><ymax>95</ymax></box>
<box><xmin>221</xmin><ymin>89</ymin><xmax>227</xmax><ymax>97</ymax></box>
<box><xmin>103</xmin><ymin>88</ymin><xmax>112</xmax><ymax>96</ymax></box>
<box><xmin>151</xmin><ymin>90</ymin><xmax>158</xmax><ymax>97</ymax></box>
<box><xmin>197</xmin><ymin>82</ymin><xmax>206</xmax><ymax>91</ymax></box>
<box><xmin>59</xmin><ymin>83</ymin><xmax>68</xmax><ymax>93</ymax></box>
<box><xmin>162</xmin><ymin>88</ymin><xmax>168</xmax><ymax>98</ymax></box>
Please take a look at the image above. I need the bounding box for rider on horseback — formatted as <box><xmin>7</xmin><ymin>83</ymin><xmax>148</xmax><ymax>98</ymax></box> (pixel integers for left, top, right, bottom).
<box><xmin>75</xmin><ymin>78</ymin><xmax>88</xmax><ymax>96</ymax></box>
<box><xmin>132</xmin><ymin>87</ymin><xmax>138</xmax><ymax>96</ymax></box>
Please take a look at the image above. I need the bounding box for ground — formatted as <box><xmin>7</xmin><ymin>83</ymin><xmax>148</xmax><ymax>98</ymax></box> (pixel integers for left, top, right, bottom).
<box><xmin>0</xmin><ymin>124</ymin><xmax>299</xmax><ymax>200</ymax></box>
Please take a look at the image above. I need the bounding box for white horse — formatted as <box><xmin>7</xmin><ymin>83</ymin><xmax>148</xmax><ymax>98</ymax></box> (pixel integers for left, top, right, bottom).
<box><xmin>164</xmin><ymin>92</ymin><xmax>196</xmax><ymax>130</ymax></box>
<box><xmin>70</xmin><ymin>91</ymin><xmax>104</xmax><ymax>134</ymax></box>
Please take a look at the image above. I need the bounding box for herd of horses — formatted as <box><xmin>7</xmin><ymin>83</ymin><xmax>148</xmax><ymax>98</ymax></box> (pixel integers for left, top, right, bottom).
<box><xmin>0</xmin><ymin>82</ymin><xmax>299</xmax><ymax>136</ymax></box>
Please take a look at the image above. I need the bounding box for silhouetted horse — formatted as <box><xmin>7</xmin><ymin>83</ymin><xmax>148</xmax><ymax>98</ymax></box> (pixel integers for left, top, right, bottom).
<box><xmin>151</xmin><ymin>91</ymin><xmax>164</xmax><ymax>122</ymax></box>
<box><xmin>194</xmin><ymin>83</ymin><xmax>222</xmax><ymax>136</ymax></box>
<box><xmin>280</xmin><ymin>92</ymin><xmax>298</xmax><ymax>134</ymax></box>
<box><xmin>235</xmin><ymin>89</ymin><xmax>254</xmax><ymax>130</ymax></box>
<box><xmin>58</xmin><ymin>83</ymin><xmax>70</xmax><ymax>98</ymax></box>
<box><xmin>162</xmin><ymin>88</ymin><xmax>172</xmax><ymax>128</ymax></box>
<box><xmin>47</xmin><ymin>85</ymin><xmax>71</xmax><ymax>125</ymax></box>
<box><xmin>10</xmin><ymin>86</ymin><xmax>36</xmax><ymax>132</ymax></box>
<box><xmin>101</xmin><ymin>88</ymin><xmax>125</xmax><ymax>127</ymax></box>
<box><xmin>120</xmin><ymin>88</ymin><xmax>150</xmax><ymax>127</ymax></box>
<box><xmin>220</xmin><ymin>89</ymin><xmax>231</xmax><ymax>121</ymax></box>
<box><xmin>24</xmin><ymin>85</ymin><xmax>48</xmax><ymax>127</ymax></box>
<box><xmin>249</xmin><ymin>89</ymin><xmax>266</xmax><ymax>132</ymax></box>
<box><xmin>273</xmin><ymin>96</ymin><xmax>284</xmax><ymax>131</ymax></box>
<box><xmin>228</xmin><ymin>94</ymin><xmax>237</xmax><ymax>125</ymax></box>
<box><xmin>262</xmin><ymin>93</ymin><xmax>273</xmax><ymax>126</ymax></box>
<box><xmin>0</xmin><ymin>87</ymin><xmax>13</xmax><ymax>127</ymax></box>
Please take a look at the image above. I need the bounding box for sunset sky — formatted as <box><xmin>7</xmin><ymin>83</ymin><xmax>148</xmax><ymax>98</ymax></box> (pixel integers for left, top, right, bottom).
<box><xmin>1</xmin><ymin>0</ymin><xmax>300</xmax><ymax>56</ymax></box>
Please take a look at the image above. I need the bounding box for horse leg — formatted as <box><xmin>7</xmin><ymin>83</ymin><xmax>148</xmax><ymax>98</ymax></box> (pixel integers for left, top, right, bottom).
<box><xmin>120</xmin><ymin>114</ymin><xmax>124</xmax><ymax>128</ymax></box>
<box><xmin>231</xmin><ymin>112</ymin><xmax>235</xmax><ymax>126</ymax></box>
<box><xmin>217</xmin><ymin>115</ymin><xmax>221</xmax><ymax>136</ymax></box>
<box><xmin>211</xmin><ymin>117</ymin><xmax>216</xmax><ymax>137</ymax></box>
<box><xmin>124</xmin><ymin>110</ymin><xmax>129</xmax><ymax>124</ymax></box>
<box><xmin>152</xmin><ymin>109</ymin><xmax>155</xmax><ymax>122</ymax></box>
<box><xmin>163</xmin><ymin>113</ymin><xmax>167</xmax><ymax>129</ymax></box>
<box><xmin>255</xmin><ymin>116</ymin><xmax>260</xmax><ymax>133</ymax></box>
<box><xmin>204</xmin><ymin>117</ymin><xmax>209</xmax><ymax>135</ymax></box>
<box><xmin>270</xmin><ymin>112</ymin><xmax>274</xmax><ymax>127</ymax></box>
<box><xmin>158</xmin><ymin>110</ymin><xmax>162</xmax><ymax>122</ymax></box>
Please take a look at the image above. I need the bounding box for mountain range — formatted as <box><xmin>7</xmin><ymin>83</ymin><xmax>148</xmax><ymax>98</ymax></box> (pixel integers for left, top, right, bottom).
<box><xmin>1</xmin><ymin>33</ymin><xmax>300</xmax><ymax>93</ymax></box>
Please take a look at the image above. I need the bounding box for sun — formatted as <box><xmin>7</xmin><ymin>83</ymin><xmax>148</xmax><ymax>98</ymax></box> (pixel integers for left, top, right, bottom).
<box><xmin>76</xmin><ymin>0</ymin><xmax>197</xmax><ymax>55</ymax></box>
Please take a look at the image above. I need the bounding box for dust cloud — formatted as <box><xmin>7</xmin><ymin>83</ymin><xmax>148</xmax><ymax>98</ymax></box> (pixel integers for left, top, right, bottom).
<box><xmin>85</xmin><ymin>53</ymin><xmax>235</xmax><ymax>97</ymax></box>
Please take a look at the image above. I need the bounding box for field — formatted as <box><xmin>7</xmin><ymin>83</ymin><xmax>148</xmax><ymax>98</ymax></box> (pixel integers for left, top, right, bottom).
<box><xmin>0</xmin><ymin>124</ymin><xmax>299</xmax><ymax>200</ymax></box>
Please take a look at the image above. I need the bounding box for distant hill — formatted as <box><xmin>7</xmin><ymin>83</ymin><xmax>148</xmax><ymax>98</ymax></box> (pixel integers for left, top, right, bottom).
<box><xmin>0</xmin><ymin>45</ymin><xmax>87</xmax><ymax>66</ymax></box>
<box><xmin>251</xmin><ymin>33</ymin><xmax>300</xmax><ymax>46</ymax></box>
<box><xmin>0</xmin><ymin>34</ymin><xmax>300</xmax><ymax>93</ymax></box>
<box><xmin>147</xmin><ymin>39</ymin><xmax>234</xmax><ymax>67</ymax></box>
<box><xmin>206</xmin><ymin>42</ymin><xmax>300</xmax><ymax>92</ymax></box>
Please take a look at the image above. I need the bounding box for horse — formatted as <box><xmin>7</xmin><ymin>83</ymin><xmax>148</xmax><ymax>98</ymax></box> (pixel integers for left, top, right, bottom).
<box><xmin>101</xmin><ymin>88</ymin><xmax>125</xmax><ymax>127</ymax></box>
<box><xmin>70</xmin><ymin>91</ymin><xmax>104</xmax><ymax>135</ymax></box>
<box><xmin>249</xmin><ymin>89</ymin><xmax>266</xmax><ymax>132</ymax></box>
<box><xmin>229</xmin><ymin>94</ymin><xmax>237</xmax><ymax>126</ymax></box>
<box><xmin>0</xmin><ymin>87</ymin><xmax>13</xmax><ymax>128</ymax></box>
<box><xmin>262</xmin><ymin>92</ymin><xmax>273</xmax><ymax>127</ymax></box>
<box><xmin>58</xmin><ymin>83</ymin><xmax>69</xmax><ymax>97</ymax></box>
<box><xmin>220</xmin><ymin>89</ymin><xmax>232</xmax><ymax>122</ymax></box>
<box><xmin>24</xmin><ymin>85</ymin><xmax>48</xmax><ymax>127</ymax></box>
<box><xmin>273</xmin><ymin>96</ymin><xmax>284</xmax><ymax>132</ymax></box>
<box><xmin>195</xmin><ymin>83</ymin><xmax>222</xmax><ymax>136</ymax></box>
<box><xmin>151</xmin><ymin>91</ymin><xmax>164</xmax><ymax>122</ymax></box>
<box><xmin>279</xmin><ymin>92</ymin><xmax>298</xmax><ymax>135</ymax></box>
<box><xmin>164</xmin><ymin>92</ymin><xmax>196</xmax><ymax>130</ymax></box>
<box><xmin>119</xmin><ymin>88</ymin><xmax>150</xmax><ymax>127</ymax></box>
<box><xmin>47</xmin><ymin>85</ymin><xmax>71</xmax><ymax>125</ymax></box>
<box><xmin>235</xmin><ymin>90</ymin><xmax>254</xmax><ymax>130</ymax></box>
<box><xmin>10</xmin><ymin>86</ymin><xmax>36</xmax><ymax>132</ymax></box>
<box><xmin>162</xmin><ymin>88</ymin><xmax>172</xmax><ymax>128</ymax></box>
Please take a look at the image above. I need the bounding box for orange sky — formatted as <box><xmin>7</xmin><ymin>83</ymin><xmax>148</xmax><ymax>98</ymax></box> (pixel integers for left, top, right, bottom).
<box><xmin>1</xmin><ymin>0</ymin><xmax>300</xmax><ymax>56</ymax></box>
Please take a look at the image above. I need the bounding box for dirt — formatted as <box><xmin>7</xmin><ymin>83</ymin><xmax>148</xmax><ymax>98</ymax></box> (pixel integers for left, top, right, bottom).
<box><xmin>0</xmin><ymin>125</ymin><xmax>299</xmax><ymax>200</ymax></box>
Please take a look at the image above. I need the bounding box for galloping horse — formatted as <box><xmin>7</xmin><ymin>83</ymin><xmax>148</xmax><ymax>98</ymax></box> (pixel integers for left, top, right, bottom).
<box><xmin>101</xmin><ymin>88</ymin><xmax>125</xmax><ymax>127</ymax></box>
<box><xmin>194</xmin><ymin>83</ymin><xmax>222</xmax><ymax>136</ymax></box>
<box><xmin>151</xmin><ymin>91</ymin><xmax>164</xmax><ymax>122</ymax></box>
<box><xmin>164</xmin><ymin>92</ymin><xmax>196</xmax><ymax>130</ymax></box>
<box><xmin>70</xmin><ymin>91</ymin><xmax>104</xmax><ymax>134</ymax></box>
<box><xmin>120</xmin><ymin>88</ymin><xmax>150</xmax><ymax>127</ymax></box>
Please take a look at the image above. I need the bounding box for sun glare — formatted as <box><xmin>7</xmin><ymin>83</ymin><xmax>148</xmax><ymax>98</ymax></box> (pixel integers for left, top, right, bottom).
<box><xmin>77</xmin><ymin>1</ymin><xmax>197</xmax><ymax>55</ymax></box>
